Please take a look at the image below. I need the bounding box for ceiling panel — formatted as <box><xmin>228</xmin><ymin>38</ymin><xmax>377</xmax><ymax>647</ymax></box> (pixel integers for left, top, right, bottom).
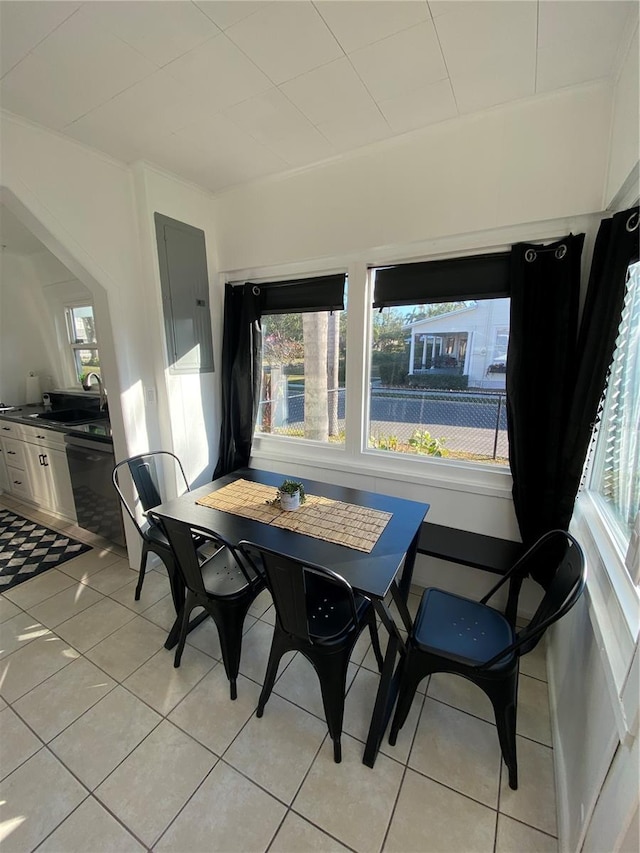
<box><xmin>536</xmin><ymin>1</ymin><xmax>634</xmax><ymax>92</ymax></box>
<box><xmin>64</xmin><ymin>70</ymin><xmax>207</xmax><ymax>159</ymax></box>
<box><xmin>194</xmin><ymin>1</ymin><xmax>265</xmax><ymax>32</ymax></box>
<box><xmin>224</xmin><ymin>1</ymin><xmax>343</xmax><ymax>84</ymax></box>
<box><xmin>316</xmin><ymin>102</ymin><xmax>391</xmax><ymax>152</ymax></box>
<box><xmin>349</xmin><ymin>21</ymin><xmax>447</xmax><ymax>102</ymax></box>
<box><xmin>432</xmin><ymin>1</ymin><xmax>536</xmax><ymax>113</ymax></box>
<box><xmin>0</xmin><ymin>0</ymin><xmax>635</xmax><ymax>194</ymax></box>
<box><xmin>0</xmin><ymin>52</ymin><xmax>110</xmax><ymax>130</ymax></box>
<box><xmin>280</xmin><ymin>57</ymin><xmax>378</xmax><ymax>125</ymax></box>
<box><xmin>163</xmin><ymin>32</ymin><xmax>273</xmax><ymax>113</ymax></box>
<box><xmin>0</xmin><ymin>1</ymin><xmax>81</xmax><ymax>78</ymax></box>
<box><xmin>314</xmin><ymin>0</ymin><xmax>430</xmax><ymax>53</ymax></box>
<box><xmin>378</xmin><ymin>78</ymin><xmax>457</xmax><ymax>133</ymax></box>
<box><xmin>87</xmin><ymin>0</ymin><xmax>220</xmax><ymax>67</ymax></box>
<box><xmin>31</xmin><ymin>5</ymin><xmax>157</xmax><ymax>101</ymax></box>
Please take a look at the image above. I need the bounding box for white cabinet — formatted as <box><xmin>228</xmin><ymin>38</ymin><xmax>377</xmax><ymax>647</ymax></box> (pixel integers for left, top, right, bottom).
<box><xmin>0</xmin><ymin>418</ymin><xmax>76</xmax><ymax>522</ymax></box>
<box><xmin>23</xmin><ymin>442</ymin><xmax>76</xmax><ymax>520</ymax></box>
<box><xmin>0</xmin><ymin>442</ymin><xmax>10</xmax><ymax>493</ymax></box>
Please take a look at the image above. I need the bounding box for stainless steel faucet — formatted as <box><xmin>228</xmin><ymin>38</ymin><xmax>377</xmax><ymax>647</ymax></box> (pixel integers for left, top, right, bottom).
<box><xmin>83</xmin><ymin>372</ymin><xmax>107</xmax><ymax>411</ymax></box>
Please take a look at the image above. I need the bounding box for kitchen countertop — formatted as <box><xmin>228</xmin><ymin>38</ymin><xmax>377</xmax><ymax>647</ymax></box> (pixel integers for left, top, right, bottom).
<box><xmin>0</xmin><ymin>404</ymin><xmax>113</xmax><ymax>444</ymax></box>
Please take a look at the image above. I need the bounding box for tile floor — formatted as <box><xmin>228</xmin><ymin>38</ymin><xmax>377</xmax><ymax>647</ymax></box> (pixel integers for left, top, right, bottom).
<box><xmin>0</xmin><ymin>495</ymin><xmax>558</xmax><ymax>852</ymax></box>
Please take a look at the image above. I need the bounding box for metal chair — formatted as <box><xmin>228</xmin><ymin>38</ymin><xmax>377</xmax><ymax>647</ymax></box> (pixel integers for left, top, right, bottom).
<box><xmin>388</xmin><ymin>529</ymin><xmax>586</xmax><ymax>789</ymax></box>
<box><xmin>240</xmin><ymin>541</ymin><xmax>385</xmax><ymax>763</ymax></box>
<box><xmin>153</xmin><ymin>516</ymin><xmax>264</xmax><ymax>699</ymax></box>
<box><xmin>112</xmin><ymin>451</ymin><xmax>209</xmax><ymax>601</ymax></box>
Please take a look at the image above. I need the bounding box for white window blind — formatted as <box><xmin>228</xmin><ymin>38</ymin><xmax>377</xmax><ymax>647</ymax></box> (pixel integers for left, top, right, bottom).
<box><xmin>591</xmin><ymin>261</ymin><xmax>640</xmax><ymax>559</ymax></box>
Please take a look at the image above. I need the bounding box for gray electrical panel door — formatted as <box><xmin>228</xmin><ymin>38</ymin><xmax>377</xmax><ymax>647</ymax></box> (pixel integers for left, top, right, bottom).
<box><xmin>155</xmin><ymin>212</ymin><xmax>214</xmax><ymax>374</ymax></box>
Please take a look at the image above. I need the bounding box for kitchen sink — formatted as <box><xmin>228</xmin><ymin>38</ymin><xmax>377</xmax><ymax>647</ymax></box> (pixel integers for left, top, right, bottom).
<box><xmin>33</xmin><ymin>409</ymin><xmax>105</xmax><ymax>425</ymax></box>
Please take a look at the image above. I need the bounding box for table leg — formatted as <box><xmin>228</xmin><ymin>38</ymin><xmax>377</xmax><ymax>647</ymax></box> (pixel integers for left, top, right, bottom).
<box><xmin>398</xmin><ymin>528</ymin><xmax>420</xmax><ymax>600</ymax></box>
<box><xmin>362</xmin><ymin>526</ymin><xmax>421</xmax><ymax>767</ymax></box>
<box><xmin>363</xmin><ymin>599</ymin><xmax>405</xmax><ymax>768</ymax></box>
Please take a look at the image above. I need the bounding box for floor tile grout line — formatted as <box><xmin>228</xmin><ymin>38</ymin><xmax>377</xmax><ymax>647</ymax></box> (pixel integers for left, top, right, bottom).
<box><xmin>424</xmin><ymin>693</ymin><xmax>554</xmax><ymax>750</ymax></box>
<box><xmin>379</xmin><ymin>689</ymin><xmax>427</xmax><ymax>853</ymax></box>
<box><xmin>32</xmin><ymin>789</ymin><xmax>152</xmax><ymax>853</ymax></box>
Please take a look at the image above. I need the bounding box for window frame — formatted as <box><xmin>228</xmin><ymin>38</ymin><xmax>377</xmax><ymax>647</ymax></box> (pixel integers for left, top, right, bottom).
<box><xmin>225</xmin><ymin>217</ymin><xmax>597</xmax><ymax>499</ymax></box>
<box><xmin>64</xmin><ymin>302</ymin><xmax>100</xmax><ymax>385</ymax></box>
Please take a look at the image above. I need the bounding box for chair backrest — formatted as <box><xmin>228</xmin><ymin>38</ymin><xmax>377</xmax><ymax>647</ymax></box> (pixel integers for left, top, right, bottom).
<box><xmin>516</xmin><ymin>530</ymin><xmax>586</xmax><ymax>656</ymax></box>
<box><xmin>155</xmin><ymin>515</ymin><xmax>255</xmax><ymax>597</ymax></box>
<box><xmin>112</xmin><ymin>451</ymin><xmax>189</xmax><ymax>537</ymax></box>
<box><xmin>239</xmin><ymin>542</ymin><xmax>358</xmax><ymax>643</ymax></box>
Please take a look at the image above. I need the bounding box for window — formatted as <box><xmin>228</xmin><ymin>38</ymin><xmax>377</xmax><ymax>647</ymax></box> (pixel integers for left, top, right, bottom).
<box><xmin>369</xmin><ymin>253</ymin><xmax>511</xmax><ymax>465</ymax></box>
<box><xmin>65</xmin><ymin>304</ymin><xmax>100</xmax><ymax>384</ymax></box>
<box><xmin>253</xmin><ymin>274</ymin><xmax>347</xmax><ymax>446</ymax></box>
<box><xmin>588</xmin><ymin>260</ymin><xmax>640</xmax><ymax>577</ymax></box>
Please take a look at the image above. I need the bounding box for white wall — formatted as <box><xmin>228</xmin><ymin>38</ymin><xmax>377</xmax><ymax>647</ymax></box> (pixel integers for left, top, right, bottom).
<box><xmin>131</xmin><ymin>163</ymin><xmax>222</xmax><ymax>489</ymax></box>
<box><xmin>0</xmin><ymin>112</ymin><xmax>155</xmax><ymax>466</ymax></box>
<box><xmin>0</xmin><ymin>251</ymin><xmax>51</xmax><ymax>404</ymax></box>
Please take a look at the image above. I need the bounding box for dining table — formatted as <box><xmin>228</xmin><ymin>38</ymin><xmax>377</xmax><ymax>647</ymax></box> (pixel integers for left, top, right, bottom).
<box><xmin>150</xmin><ymin>466</ymin><xmax>430</xmax><ymax>768</ymax></box>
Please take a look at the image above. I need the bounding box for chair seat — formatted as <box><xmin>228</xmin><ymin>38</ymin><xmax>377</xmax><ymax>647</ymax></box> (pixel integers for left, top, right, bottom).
<box><xmin>414</xmin><ymin>588</ymin><xmax>515</xmax><ymax>668</ymax></box>
<box><xmin>200</xmin><ymin>547</ymin><xmax>258</xmax><ymax>598</ymax></box>
<box><xmin>142</xmin><ymin>520</ymin><xmax>170</xmax><ymax>548</ymax></box>
<box><xmin>306</xmin><ymin>573</ymin><xmax>371</xmax><ymax>643</ymax></box>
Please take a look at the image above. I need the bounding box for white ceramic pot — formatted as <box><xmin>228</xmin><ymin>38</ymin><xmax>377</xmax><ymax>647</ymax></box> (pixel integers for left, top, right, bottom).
<box><xmin>280</xmin><ymin>490</ymin><xmax>300</xmax><ymax>511</ymax></box>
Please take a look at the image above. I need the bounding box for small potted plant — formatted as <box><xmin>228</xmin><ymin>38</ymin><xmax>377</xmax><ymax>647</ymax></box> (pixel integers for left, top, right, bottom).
<box><xmin>276</xmin><ymin>479</ymin><xmax>306</xmax><ymax>511</ymax></box>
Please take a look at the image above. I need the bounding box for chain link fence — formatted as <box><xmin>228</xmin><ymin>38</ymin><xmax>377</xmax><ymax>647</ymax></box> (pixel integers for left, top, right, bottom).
<box><xmin>257</xmin><ymin>385</ymin><xmax>509</xmax><ymax>464</ymax></box>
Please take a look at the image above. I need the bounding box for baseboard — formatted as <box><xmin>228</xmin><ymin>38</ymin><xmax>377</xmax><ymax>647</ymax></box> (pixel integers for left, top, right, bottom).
<box><xmin>547</xmin><ymin>635</ymin><xmax>572</xmax><ymax>853</ymax></box>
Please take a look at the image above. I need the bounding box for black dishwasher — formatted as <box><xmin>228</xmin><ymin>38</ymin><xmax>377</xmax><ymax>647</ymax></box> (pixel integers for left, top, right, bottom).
<box><xmin>64</xmin><ymin>435</ymin><xmax>125</xmax><ymax>546</ymax></box>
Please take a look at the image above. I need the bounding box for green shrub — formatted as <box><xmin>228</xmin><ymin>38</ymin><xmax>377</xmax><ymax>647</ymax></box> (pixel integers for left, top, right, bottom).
<box><xmin>408</xmin><ymin>429</ymin><xmax>447</xmax><ymax>457</ymax></box>
<box><xmin>406</xmin><ymin>374</ymin><xmax>469</xmax><ymax>390</ymax></box>
<box><xmin>374</xmin><ymin>352</ymin><xmax>408</xmax><ymax>386</ymax></box>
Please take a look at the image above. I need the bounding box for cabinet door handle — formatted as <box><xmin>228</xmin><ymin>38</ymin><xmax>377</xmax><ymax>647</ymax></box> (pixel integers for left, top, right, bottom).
<box><xmin>13</xmin><ymin>480</ymin><xmax>22</xmax><ymax>485</ymax></box>
<box><xmin>2</xmin><ymin>426</ymin><xmax>10</xmax><ymax>431</ymax></box>
<box><xmin>7</xmin><ymin>450</ymin><xmax>16</xmax><ymax>455</ymax></box>
<box><xmin>36</xmin><ymin>434</ymin><xmax>46</xmax><ymax>439</ymax></box>
<box><xmin>42</xmin><ymin>454</ymin><xmax>49</xmax><ymax>467</ymax></box>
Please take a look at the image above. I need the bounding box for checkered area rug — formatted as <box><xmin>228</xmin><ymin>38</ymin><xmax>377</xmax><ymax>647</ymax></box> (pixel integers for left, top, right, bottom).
<box><xmin>0</xmin><ymin>509</ymin><xmax>92</xmax><ymax>592</ymax></box>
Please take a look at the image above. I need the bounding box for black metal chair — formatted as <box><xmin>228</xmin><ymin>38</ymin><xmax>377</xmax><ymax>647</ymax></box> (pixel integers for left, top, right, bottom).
<box><xmin>153</xmin><ymin>516</ymin><xmax>265</xmax><ymax>699</ymax></box>
<box><xmin>112</xmin><ymin>451</ymin><xmax>214</xmax><ymax>601</ymax></box>
<box><xmin>239</xmin><ymin>541</ymin><xmax>385</xmax><ymax>763</ymax></box>
<box><xmin>388</xmin><ymin>529</ymin><xmax>586</xmax><ymax>789</ymax></box>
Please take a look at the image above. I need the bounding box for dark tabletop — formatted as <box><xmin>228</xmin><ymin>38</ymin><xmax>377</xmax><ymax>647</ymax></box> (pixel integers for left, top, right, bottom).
<box><xmin>152</xmin><ymin>467</ymin><xmax>430</xmax><ymax>600</ymax></box>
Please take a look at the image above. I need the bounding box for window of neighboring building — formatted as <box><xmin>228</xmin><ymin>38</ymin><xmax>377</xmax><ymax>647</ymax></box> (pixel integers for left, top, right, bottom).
<box><xmin>252</xmin><ymin>274</ymin><xmax>347</xmax><ymax>446</ymax></box>
<box><xmin>588</xmin><ymin>260</ymin><xmax>640</xmax><ymax>582</ymax></box>
<box><xmin>65</xmin><ymin>304</ymin><xmax>100</xmax><ymax>384</ymax></box>
<box><xmin>369</xmin><ymin>253</ymin><xmax>511</xmax><ymax>465</ymax></box>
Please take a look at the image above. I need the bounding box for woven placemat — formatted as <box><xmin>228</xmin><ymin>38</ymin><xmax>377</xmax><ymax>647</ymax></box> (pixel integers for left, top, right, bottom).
<box><xmin>196</xmin><ymin>479</ymin><xmax>392</xmax><ymax>553</ymax></box>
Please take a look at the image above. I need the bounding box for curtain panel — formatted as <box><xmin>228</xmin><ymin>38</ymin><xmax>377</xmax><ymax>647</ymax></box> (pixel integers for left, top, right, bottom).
<box><xmin>506</xmin><ymin>234</ymin><xmax>584</xmax><ymax>585</ymax></box>
<box><xmin>507</xmin><ymin>208</ymin><xmax>639</xmax><ymax>587</ymax></box>
<box><xmin>213</xmin><ymin>283</ymin><xmax>262</xmax><ymax>479</ymax></box>
<box><xmin>559</xmin><ymin>207</ymin><xmax>639</xmax><ymax>526</ymax></box>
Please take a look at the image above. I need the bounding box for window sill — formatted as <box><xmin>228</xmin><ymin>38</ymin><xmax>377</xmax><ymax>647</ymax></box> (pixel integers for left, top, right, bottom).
<box><xmin>251</xmin><ymin>434</ymin><xmax>514</xmax><ymax>500</ymax></box>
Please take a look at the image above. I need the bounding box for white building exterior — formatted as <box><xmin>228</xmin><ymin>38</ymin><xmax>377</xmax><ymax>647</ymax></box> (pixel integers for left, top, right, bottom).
<box><xmin>404</xmin><ymin>299</ymin><xmax>510</xmax><ymax>389</ymax></box>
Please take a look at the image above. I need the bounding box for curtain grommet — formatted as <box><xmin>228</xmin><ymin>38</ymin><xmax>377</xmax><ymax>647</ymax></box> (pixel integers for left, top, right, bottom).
<box><xmin>555</xmin><ymin>245</ymin><xmax>567</xmax><ymax>260</ymax></box>
<box><xmin>626</xmin><ymin>212</ymin><xmax>639</xmax><ymax>232</ymax></box>
<box><xmin>524</xmin><ymin>249</ymin><xmax>537</xmax><ymax>263</ymax></box>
